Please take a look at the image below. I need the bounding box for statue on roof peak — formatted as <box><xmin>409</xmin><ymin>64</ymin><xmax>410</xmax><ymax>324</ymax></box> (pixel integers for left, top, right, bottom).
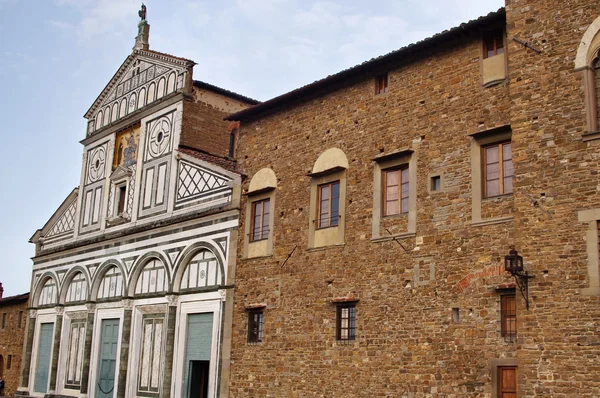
<box><xmin>138</xmin><ymin>4</ymin><xmax>147</xmax><ymax>21</ymax></box>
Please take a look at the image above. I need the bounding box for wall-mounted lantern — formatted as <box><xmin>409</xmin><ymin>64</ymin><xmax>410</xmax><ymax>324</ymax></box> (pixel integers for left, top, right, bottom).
<box><xmin>504</xmin><ymin>248</ymin><xmax>534</xmax><ymax>310</ymax></box>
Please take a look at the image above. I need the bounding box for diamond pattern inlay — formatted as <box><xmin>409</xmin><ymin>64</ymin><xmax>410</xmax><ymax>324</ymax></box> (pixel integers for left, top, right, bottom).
<box><xmin>46</xmin><ymin>200</ymin><xmax>76</xmax><ymax>237</ymax></box>
<box><xmin>177</xmin><ymin>161</ymin><xmax>230</xmax><ymax>201</ymax></box>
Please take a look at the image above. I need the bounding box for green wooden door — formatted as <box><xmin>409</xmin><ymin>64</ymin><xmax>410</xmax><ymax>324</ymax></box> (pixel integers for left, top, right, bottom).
<box><xmin>34</xmin><ymin>322</ymin><xmax>54</xmax><ymax>393</ymax></box>
<box><xmin>183</xmin><ymin>313</ymin><xmax>213</xmax><ymax>398</ymax></box>
<box><xmin>96</xmin><ymin>319</ymin><xmax>120</xmax><ymax>398</ymax></box>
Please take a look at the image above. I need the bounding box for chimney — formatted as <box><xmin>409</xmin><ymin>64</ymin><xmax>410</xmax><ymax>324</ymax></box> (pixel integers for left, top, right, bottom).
<box><xmin>0</xmin><ymin>282</ymin><xmax>4</xmax><ymax>298</ymax></box>
<box><xmin>133</xmin><ymin>3</ymin><xmax>150</xmax><ymax>51</ymax></box>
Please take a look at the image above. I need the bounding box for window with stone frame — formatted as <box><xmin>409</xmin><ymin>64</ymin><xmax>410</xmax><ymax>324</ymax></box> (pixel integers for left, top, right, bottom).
<box><xmin>383</xmin><ymin>166</ymin><xmax>409</xmax><ymax>216</ymax></box>
<box><xmin>483</xmin><ymin>31</ymin><xmax>504</xmax><ymax>58</ymax></box>
<box><xmin>317</xmin><ymin>181</ymin><xmax>340</xmax><ymax>229</ymax></box>
<box><xmin>483</xmin><ymin>141</ymin><xmax>513</xmax><ymax>198</ymax></box>
<box><xmin>138</xmin><ymin>315</ymin><xmax>164</xmax><ymax>396</ymax></box>
<box><xmin>247</xmin><ymin>309</ymin><xmax>264</xmax><ymax>343</ymax></box>
<box><xmin>64</xmin><ymin>321</ymin><xmax>86</xmax><ymax>389</ymax></box>
<box><xmin>336</xmin><ymin>303</ymin><xmax>356</xmax><ymax>341</ymax></box>
<box><xmin>500</xmin><ymin>293</ymin><xmax>517</xmax><ymax>342</ymax></box>
<box><xmin>250</xmin><ymin>198</ymin><xmax>270</xmax><ymax>241</ymax></box>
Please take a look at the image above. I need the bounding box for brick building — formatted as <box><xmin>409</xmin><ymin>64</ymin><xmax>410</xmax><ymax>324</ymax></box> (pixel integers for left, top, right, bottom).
<box><xmin>226</xmin><ymin>1</ymin><xmax>600</xmax><ymax>397</ymax></box>
<box><xmin>0</xmin><ymin>284</ymin><xmax>29</xmax><ymax>397</ymax></box>
<box><xmin>20</xmin><ymin>7</ymin><xmax>256</xmax><ymax>398</ymax></box>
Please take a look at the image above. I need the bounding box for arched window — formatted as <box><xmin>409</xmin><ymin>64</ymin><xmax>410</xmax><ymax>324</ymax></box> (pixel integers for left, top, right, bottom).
<box><xmin>244</xmin><ymin>168</ymin><xmax>277</xmax><ymax>258</ymax></box>
<box><xmin>575</xmin><ymin>16</ymin><xmax>600</xmax><ymax>136</ymax></box>
<box><xmin>65</xmin><ymin>272</ymin><xmax>88</xmax><ymax>303</ymax></box>
<box><xmin>308</xmin><ymin>148</ymin><xmax>348</xmax><ymax>248</ymax></box>
<box><xmin>134</xmin><ymin>259</ymin><xmax>167</xmax><ymax>295</ymax></box>
<box><xmin>180</xmin><ymin>249</ymin><xmax>221</xmax><ymax>290</ymax></box>
<box><xmin>38</xmin><ymin>278</ymin><xmax>57</xmax><ymax>307</ymax></box>
<box><xmin>97</xmin><ymin>266</ymin><xmax>124</xmax><ymax>299</ymax></box>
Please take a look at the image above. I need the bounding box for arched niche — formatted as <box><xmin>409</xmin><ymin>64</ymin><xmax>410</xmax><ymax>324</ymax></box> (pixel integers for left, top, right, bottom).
<box><xmin>35</xmin><ymin>273</ymin><xmax>58</xmax><ymax>307</ymax></box>
<box><xmin>248</xmin><ymin>168</ymin><xmax>277</xmax><ymax>193</ymax></box>
<box><xmin>119</xmin><ymin>98</ymin><xmax>128</xmax><ymax>119</ymax></box>
<box><xmin>92</xmin><ymin>261</ymin><xmax>126</xmax><ymax>301</ymax></box>
<box><xmin>111</xmin><ymin>102</ymin><xmax>119</xmax><ymax>122</ymax></box>
<box><xmin>312</xmin><ymin>148</ymin><xmax>349</xmax><ymax>174</ymax></box>
<box><xmin>167</xmin><ymin>72</ymin><xmax>176</xmax><ymax>94</ymax></box>
<box><xmin>172</xmin><ymin>242</ymin><xmax>225</xmax><ymax>293</ymax></box>
<box><xmin>103</xmin><ymin>106</ymin><xmax>111</xmax><ymax>126</ymax></box>
<box><xmin>128</xmin><ymin>253</ymin><xmax>170</xmax><ymax>297</ymax></box>
<box><xmin>147</xmin><ymin>82</ymin><xmax>156</xmax><ymax>104</ymax></box>
<box><xmin>60</xmin><ymin>267</ymin><xmax>90</xmax><ymax>304</ymax></box>
<box><xmin>575</xmin><ymin>15</ymin><xmax>600</xmax><ymax>134</ymax></box>
<box><xmin>156</xmin><ymin>77</ymin><xmax>166</xmax><ymax>100</ymax></box>
<box><xmin>95</xmin><ymin>110</ymin><xmax>103</xmax><ymax>130</ymax></box>
<box><xmin>138</xmin><ymin>87</ymin><xmax>146</xmax><ymax>109</ymax></box>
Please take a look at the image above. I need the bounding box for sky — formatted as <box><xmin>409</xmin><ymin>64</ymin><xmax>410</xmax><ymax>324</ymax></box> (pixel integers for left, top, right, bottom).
<box><xmin>0</xmin><ymin>0</ymin><xmax>504</xmax><ymax>297</ymax></box>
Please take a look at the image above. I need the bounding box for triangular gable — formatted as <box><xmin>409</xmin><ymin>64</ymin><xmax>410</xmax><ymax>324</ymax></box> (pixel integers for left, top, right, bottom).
<box><xmin>85</xmin><ymin>49</ymin><xmax>196</xmax><ymax>137</ymax></box>
<box><xmin>33</xmin><ymin>188</ymin><xmax>79</xmax><ymax>243</ymax></box>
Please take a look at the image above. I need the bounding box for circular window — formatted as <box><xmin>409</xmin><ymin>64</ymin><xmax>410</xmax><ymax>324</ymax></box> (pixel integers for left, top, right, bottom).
<box><xmin>157</xmin><ymin>131</ymin><xmax>164</xmax><ymax>143</ymax></box>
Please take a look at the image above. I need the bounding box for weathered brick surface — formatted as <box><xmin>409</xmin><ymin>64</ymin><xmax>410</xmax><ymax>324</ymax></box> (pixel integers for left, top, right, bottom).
<box><xmin>180</xmin><ymin>88</ymin><xmax>255</xmax><ymax>157</ymax></box>
<box><xmin>228</xmin><ymin>2</ymin><xmax>600</xmax><ymax>397</ymax></box>
<box><xmin>0</xmin><ymin>294</ymin><xmax>28</xmax><ymax>397</ymax></box>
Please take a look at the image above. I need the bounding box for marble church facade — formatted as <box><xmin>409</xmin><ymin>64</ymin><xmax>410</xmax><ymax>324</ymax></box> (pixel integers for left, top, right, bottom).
<box><xmin>19</xmin><ymin>10</ymin><xmax>257</xmax><ymax>398</ymax></box>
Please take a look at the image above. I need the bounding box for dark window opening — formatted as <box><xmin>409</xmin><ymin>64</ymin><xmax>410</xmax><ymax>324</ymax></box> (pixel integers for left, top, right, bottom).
<box><xmin>431</xmin><ymin>175</ymin><xmax>441</xmax><ymax>192</ymax></box>
<box><xmin>117</xmin><ymin>185</ymin><xmax>127</xmax><ymax>215</ymax></box>
<box><xmin>6</xmin><ymin>355</ymin><xmax>11</xmax><ymax>370</ymax></box>
<box><xmin>336</xmin><ymin>303</ymin><xmax>356</xmax><ymax>341</ymax></box>
<box><xmin>188</xmin><ymin>360</ymin><xmax>209</xmax><ymax>398</ymax></box>
<box><xmin>1</xmin><ymin>313</ymin><xmax>5</xmax><ymax>329</ymax></box>
<box><xmin>501</xmin><ymin>294</ymin><xmax>517</xmax><ymax>342</ymax></box>
<box><xmin>484</xmin><ymin>31</ymin><xmax>504</xmax><ymax>58</ymax></box>
<box><xmin>247</xmin><ymin>310</ymin><xmax>264</xmax><ymax>343</ymax></box>
<box><xmin>317</xmin><ymin>181</ymin><xmax>340</xmax><ymax>228</ymax></box>
<box><xmin>228</xmin><ymin>131</ymin><xmax>236</xmax><ymax>158</ymax></box>
<box><xmin>375</xmin><ymin>73</ymin><xmax>388</xmax><ymax>95</ymax></box>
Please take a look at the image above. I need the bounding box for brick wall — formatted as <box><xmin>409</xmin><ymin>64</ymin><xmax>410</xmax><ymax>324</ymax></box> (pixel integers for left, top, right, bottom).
<box><xmin>180</xmin><ymin>88</ymin><xmax>255</xmax><ymax>157</ymax></box>
<box><xmin>0</xmin><ymin>295</ymin><xmax>29</xmax><ymax>397</ymax></box>
<box><xmin>229</xmin><ymin>2</ymin><xmax>600</xmax><ymax>396</ymax></box>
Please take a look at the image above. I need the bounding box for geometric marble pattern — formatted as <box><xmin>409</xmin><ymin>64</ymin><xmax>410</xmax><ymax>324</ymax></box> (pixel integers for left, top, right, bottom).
<box><xmin>46</xmin><ymin>200</ymin><xmax>76</xmax><ymax>238</ymax></box>
<box><xmin>177</xmin><ymin>161</ymin><xmax>230</xmax><ymax>202</ymax></box>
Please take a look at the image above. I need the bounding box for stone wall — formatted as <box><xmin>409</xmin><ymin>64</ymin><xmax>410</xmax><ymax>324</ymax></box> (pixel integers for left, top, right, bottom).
<box><xmin>228</xmin><ymin>2</ymin><xmax>600</xmax><ymax>396</ymax></box>
<box><xmin>506</xmin><ymin>0</ymin><xmax>600</xmax><ymax>396</ymax></box>
<box><xmin>0</xmin><ymin>295</ymin><xmax>29</xmax><ymax>397</ymax></box>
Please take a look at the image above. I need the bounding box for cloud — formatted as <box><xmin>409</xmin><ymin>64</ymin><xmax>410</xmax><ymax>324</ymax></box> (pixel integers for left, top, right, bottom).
<box><xmin>53</xmin><ymin>0</ymin><xmax>139</xmax><ymax>44</ymax></box>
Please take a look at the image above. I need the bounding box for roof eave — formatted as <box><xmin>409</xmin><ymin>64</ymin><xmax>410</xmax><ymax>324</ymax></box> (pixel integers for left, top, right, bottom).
<box><xmin>226</xmin><ymin>8</ymin><xmax>505</xmax><ymax>122</ymax></box>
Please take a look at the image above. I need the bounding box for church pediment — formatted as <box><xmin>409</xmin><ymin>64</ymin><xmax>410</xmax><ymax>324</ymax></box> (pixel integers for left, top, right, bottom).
<box><xmin>85</xmin><ymin>50</ymin><xmax>195</xmax><ymax>137</ymax></box>
<box><xmin>33</xmin><ymin>187</ymin><xmax>79</xmax><ymax>243</ymax></box>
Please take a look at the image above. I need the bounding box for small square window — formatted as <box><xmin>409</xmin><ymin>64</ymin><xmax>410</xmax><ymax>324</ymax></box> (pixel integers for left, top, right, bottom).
<box><xmin>375</xmin><ymin>73</ymin><xmax>388</xmax><ymax>95</ymax></box>
<box><xmin>501</xmin><ymin>294</ymin><xmax>517</xmax><ymax>342</ymax></box>
<box><xmin>317</xmin><ymin>181</ymin><xmax>340</xmax><ymax>228</ymax></box>
<box><xmin>247</xmin><ymin>310</ymin><xmax>264</xmax><ymax>343</ymax></box>
<box><xmin>336</xmin><ymin>303</ymin><xmax>356</xmax><ymax>341</ymax></box>
<box><xmin>383</xmin><ymin>167</ymin><xmax>409</xmax><ymax>216</ymax></box>
<box><xmin>484</xmin><ymin>31</ymin><xmax>504</xmax><ymax>58</ymax></box>
<box><xmin>483</xmin><ymin>141</ymin><xmax>513</xmax><ymax>198</ymax></box>
<box><xmin>431</xmin><ymin>175</ymin><xmax>441</xmax><ymax>192</ymax></box>
<box><xmin>250</xmin><ymin>199</ymin><xmax>270</xmax><ymax>241</ymax></box>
